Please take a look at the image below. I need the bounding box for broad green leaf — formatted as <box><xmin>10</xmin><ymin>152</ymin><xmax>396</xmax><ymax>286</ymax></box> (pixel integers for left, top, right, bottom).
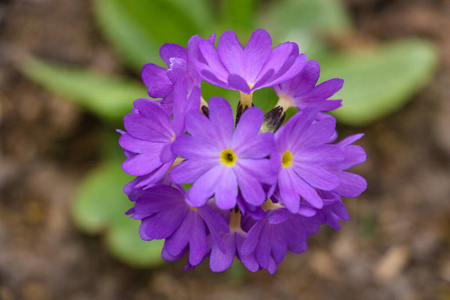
<box><xmin>71</xmin><ymin>159</ymin><xmax>164</xmax><ymax>267</ymax></box>
<box><xmin>94</xmin><ymin>0</ymin><xmax>212</xmax><ymax>70</ymax></box>
<box><xmin>22</xmin><ymin>58</ymin><xmax>146</xmax><ymax>122</ymax></box>
<box><xmin>319</xmin><ymin>39</ymin><xmax>438</xmax><ymax>126</ymax></box>
<box><xmin>263</xmin><ymin>0</ymin><xmax>351</xmax><ymax>52</ymax></box>
<box><xmin>71</xmin><ymin>160</ymin><xmax>133</xmax><ymax>234</ymax></box>
<box><xmin>107</xmin><ymin>216</ymin><xmax>164</xmax><ymax>268</ymax></box>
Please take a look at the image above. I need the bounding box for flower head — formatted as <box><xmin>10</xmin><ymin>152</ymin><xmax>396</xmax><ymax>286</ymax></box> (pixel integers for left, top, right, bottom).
<box><xmin>119</xmin><ymin>29</ymin><xmax>367</xmax><ymax>274</ymax></box>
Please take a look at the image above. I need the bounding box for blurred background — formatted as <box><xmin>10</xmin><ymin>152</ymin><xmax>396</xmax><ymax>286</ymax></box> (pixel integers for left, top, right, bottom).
<box><xmin>0</xmin><ymin>0</ymin><xmax>449</xmax><ymax>299</ymax></box>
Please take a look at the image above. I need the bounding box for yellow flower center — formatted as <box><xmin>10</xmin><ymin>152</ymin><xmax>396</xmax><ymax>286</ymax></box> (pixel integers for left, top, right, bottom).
<box><xmin>220</xmin><ymin>148</ymin><xmax>237</xmax><ymax>167</ymax></box>
<box><xmin>282</xmin><ymin>150</ymin><xmax>293</xmax><ymax>167</ymax></box>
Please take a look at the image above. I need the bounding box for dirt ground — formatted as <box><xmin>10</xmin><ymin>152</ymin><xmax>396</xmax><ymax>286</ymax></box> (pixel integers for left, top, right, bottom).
<box><xmin>1</xmin><ymin>0</ymin><xmax>450</xmax><ymax>299</ymax></box>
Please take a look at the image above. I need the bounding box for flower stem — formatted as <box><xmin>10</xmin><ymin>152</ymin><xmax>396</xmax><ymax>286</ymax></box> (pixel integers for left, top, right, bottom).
<box><xmin>229</xmin><ymin>209</ymin><xmax>242</xmax><ymax>231</ymax></box>
<box><xmin>236</xmin><ymin>91</ymin><xmax>253</xmax><ymax>125</ymax></box>
<box><xmin>169</xmin><ymin>157</ymin><xmax>184</xmax><ymax>172</ymax></box>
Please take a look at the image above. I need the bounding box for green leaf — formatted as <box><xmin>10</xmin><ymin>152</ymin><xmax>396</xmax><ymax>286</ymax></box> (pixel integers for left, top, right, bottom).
<box><xmin>22</xmin><ymin>58</ymin><xmax>146</xmax><ymax>122</ymax></box>
<box><xmin>319</xmin><ymin>39</ymin><xmax>438</xmax><ymax>126</ymax></box>
<box><xmin>71</xmin><ymin>159</ymin><xmax>164</xmax><ymax>267</ymax></box>
<box><xmin>263</xmin><ymin>0</ymin><xmax>351</xmax><ymax>52</ymax></box>
<box><xmin>93</xmin><ymin>0</ymin><xmax>212</xmax><ymax>70</ymax></box>
<box><xmin>107</xmin><ymin>216</ymin><xmax>164</xmax><ymax>268</ymax></box>
<box><xmin>71</xmin><ymin>160</ymin><xmax>133</xmax><ymax>233</ymax></box>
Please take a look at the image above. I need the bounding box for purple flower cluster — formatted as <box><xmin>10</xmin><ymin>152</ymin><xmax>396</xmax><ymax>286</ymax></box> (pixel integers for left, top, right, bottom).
<box><xmin>119</xmin><ymin>29</ymin><xmax>367</xmax><ymax>274</ymax></box>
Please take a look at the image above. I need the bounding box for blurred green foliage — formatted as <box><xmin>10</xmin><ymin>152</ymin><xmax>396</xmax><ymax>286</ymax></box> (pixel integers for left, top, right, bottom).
<box><xmin>94</xmin><ymin>0</ymin><xmax>213</xmax><ymax>70</ymax></box>
<box><xmin>71</xmin><ymin>157</ymin><xmax>164</xmax><ymax>267</ymax></box>
<box><xmin>319</xmin><ymin>39</ymin><xmax>437</xmax><ymax>125</ymax></box>
<box><xmin>23</xmin><ymin>59</ymin><xmax>146</xmax><ymax>123</ymax></box>
<box><xmin>21</xmin><ymin>0</ymin><xmax>438</xmax><ymax>267</ymax></box>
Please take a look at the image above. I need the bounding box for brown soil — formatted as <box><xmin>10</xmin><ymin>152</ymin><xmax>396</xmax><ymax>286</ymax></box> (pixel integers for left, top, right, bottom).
<box><xmin>1</xmin><ymin>0</ymin><xmax>450</xmax><ymax>299</ymax></box>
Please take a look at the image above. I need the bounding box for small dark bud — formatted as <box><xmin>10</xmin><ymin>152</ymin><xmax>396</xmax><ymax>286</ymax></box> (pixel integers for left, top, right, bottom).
<box><xmin>201</xmin><ymin>105</ymin><xmax>209</xmax><ymax>118</ymax></box>
<box><xmin>235</xmin><ymin>102</ymin><xmax>254</xmax><ymax>125</ymax></box>
<box><xmin>260</xmin><ymin>106</ymin><xmax>285</xmax><ymax>133</ymax></box>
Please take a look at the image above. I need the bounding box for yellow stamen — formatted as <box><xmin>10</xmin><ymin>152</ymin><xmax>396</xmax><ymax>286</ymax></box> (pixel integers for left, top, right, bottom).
<box><xmin>282</xmin><ymin>150</ymin><xmax>293</xmax><ymax>167</ymax></box>
<box><xmin>220</xmin><ymin>149</ymin><xmax>237</xmax><ymax>167</ymax></box>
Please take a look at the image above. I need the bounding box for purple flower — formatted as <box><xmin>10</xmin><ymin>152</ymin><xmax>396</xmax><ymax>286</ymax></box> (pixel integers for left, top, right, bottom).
<box><xmin>119</xmin><ymin>78</ymin><xmax>200</xmax><ymax>187</ymax></box>
<box><xmin>274</xmin><ymin>107</ymin><xmax>344</xmax><ymax>212</ymax></box>
<box><xmin>170</xmin><ymin>97</ymin><xmax>277</xmax><ymax>209</ymax></box>
<box><xmin>208</xmin><ymin>211</ymin><xmax>259</xmax><ymax>272</ymax></box>
<box><xmin>273</xmin><ymin>60</ymin><xmax>343</xmax><ymax>111</ymax></box>
<box><xmin>192</xmin><ymin>29</ymin><xmax>306</xmax><ymax>94</ymax></box>
<box><xmin>127</xmin><ymin>185</ymin><xmax>229</xmax><ymax>268</ymax></box>
<box><xmin>240</xmin><ymin>203</ymin><xmax>320</xmax><ymax>274</ymax></box>
<box><xmin>141</xmin><ymin>34</ymin><xmax>214</xmax><ymax>115</ymax></box>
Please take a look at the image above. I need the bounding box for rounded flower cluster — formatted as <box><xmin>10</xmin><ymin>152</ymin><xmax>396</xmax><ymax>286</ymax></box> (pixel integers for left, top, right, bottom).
<box><xmin>119</xmin><ymin>29</ymin><xmax>367</xmax><ymax>273</ymax></box>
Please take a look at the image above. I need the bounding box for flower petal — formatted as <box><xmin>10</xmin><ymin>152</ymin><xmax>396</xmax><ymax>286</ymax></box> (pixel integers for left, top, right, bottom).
<box><xmin>333</xmin><ymin>171</ymin><xmax>367</xmax><ymax>197</ymax></box>
<box><xmin>185</xmin><ymin>110</ymin><xmax>223</xmax><ymax>150</ymax></box>
<box><xmin>292</xmin><ymin>171</ymin><xmax>323</xmax><ymax>209</ymax></box>
<box><xmin>231</xmin><ymin>107</ymin><xmax>264</xmax><ymax>148</ymax></box>
<box><xmin>170</xmin><ymin>158</ymin><xmax>218</xmax><ymax>184</ymax></box>
<box><xmin>159</xmin><ymin>43</ymin><xmax>187</xmax><ymax>67</ymax></box>
<box><xmin>228</xmin><ymin>74</ymin><xmax>251</xmax><ymax>94</ymax></box>
<box><xmin>214</xmin><ymin>166</ymin><xmax>238</xmax><ymax>210</ymax></box>
<box><xmin>171</xmin><ymin>134</ymin><xmax>219</xmax><ymax>160</ymax></box>
<box><xmin>233</xmin><ymin>132</ymin><xmax>274</xmax><ymax>159</ymax></box>
<box><xmin>278</xmin><ymin>168</ymin><xmax>301</xmax><ymax>213</ymax></box>
<box><xmin>243</xmin><ymin>29</ymin><xmax>272</xmax><ymax>83</ymax></box>
<box><xmin>234</xmin><ymin>166</ymin><xmax>266</xmax><ymax>206</ymax></box>
<box><xmin>144</xmin><ymin>205</ymin><xmax>188</xmax><ymax>239</ymax></box>
<box><xmin>208</xmin><ymin>97</ymin><xmax>235</xmax><ymax>148</ymax></box>
<box><xmin>189</xmin><ymin>165</ymin><xmax>224</xmax><ymax>207</ymax></box>
<box><xmin>141</xmin><ymin>64</ymin><xmax>172</xmax><ymax>97</ymax></box>
<box><xmin>188</xmin><ymin>212</ymin><xmax>207</xmax><ymax>266</ymax></box>
<box><xmin>209</xmin><ymin>233</ymin><xmax>236</xmax><ymax>272</ymax></box>
<box><xmin>198</xmin><ymin>39</ymin><xmax>229</xmax><ymax>82</ymax></box>
<box><xmin>218</xmin><ymin>30</ymin><xmax>244</xmax><ymax>75</ymax></box>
